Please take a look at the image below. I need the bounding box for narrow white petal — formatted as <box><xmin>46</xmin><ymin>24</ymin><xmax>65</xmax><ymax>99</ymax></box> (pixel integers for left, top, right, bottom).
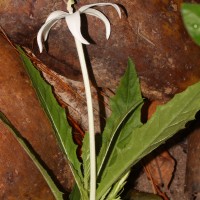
<box><xmin>45</xmin><ymin>10</ymin><xmax>69</xmax><ymax>22</ymax></box>
<box><xmin>37</xmin><ymin>19</ymin><xmax>60</xmax><ymax>52</ymax></box>
<box><xmin>79</xmin><ymin>3</ymin><xmax>121</xmax><ymax>18</ymax></box>
<box><xmin>65</xmin><ymin>11</ymin><xmax>89</xmax><ymax>44</ymax></box>
<box><xmin>84</xmin><ymin>8</ymin><xmax>111</xmax><ymax>39</ymax></box>
<box><xmin>44</xmin><ymin>11</ymin><xmax>69</xmax><ymax>40</ymax></box>
<box><xmin>37</xmin><ymin>11</ymin><xmax>69</xmax><ymax>52</ymax></box>
<box><xmin>43</xmin><ymin>20</ymin><xmax>59</xmax><ymax>40</ymax></box>
<box><xmin>37</xmin><ymin>27</ymin><xmax>44</xmax><ymax>52</ymax></box>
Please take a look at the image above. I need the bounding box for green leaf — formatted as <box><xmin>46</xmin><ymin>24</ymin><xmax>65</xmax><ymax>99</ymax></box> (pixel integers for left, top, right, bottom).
<box><xmin>97</xmin><ymin>59</ymin><xmax>143</xmax><ymax>178</ymax></box>
<box><xmin>82</xmin><ymin>132</ymin><xmax>90</xmax><ymax>197</ymax></box>
<box><xmin>97</xmin><ymin>81</ymin><xmax>200</xmax><ymax>199</ymax></box>
<box><xmin>105</xmin><ymin>171</ymin><xmax>130</xmax><ymax>200</ymax></box>
<box><xmin>0</xmin><ymin>112</ymin><xmax>64</xmax><ymax>200</ymax></box>
<box><xmin>17</xmin><ymin>47</ymin><xmax>85</xmax><ymax>197</ymax></box>
<box><xmin>69</xmin><ymin>184</ymin><xmax>81</xmax><ymax>200</ymax></box>
<box><xmin>181</xmin><ymin>3</ymin><xmax>200</xmax><ymax>46</ymax></box>
<box><xmin>99</xmin><ymin>188</ymin><xmax>112</xmax><ymax>200</ymax></box>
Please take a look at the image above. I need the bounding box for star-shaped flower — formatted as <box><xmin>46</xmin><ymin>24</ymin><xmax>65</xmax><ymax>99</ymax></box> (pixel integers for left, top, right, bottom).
<box><xmin>37</xmin><ymin>3</ymin><xmax>121</xmax><ymax>52</ymax></box>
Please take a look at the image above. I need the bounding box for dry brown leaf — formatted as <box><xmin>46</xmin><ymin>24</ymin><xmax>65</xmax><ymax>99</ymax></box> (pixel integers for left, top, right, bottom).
<box><xmin>0</xmin><ymin>33</ymin><xmax>74</xmax><ymax>199</ymax></box>
<box><xmin>145</xmin><ymin>151</ymin><xmax>175</xmax><ymax>188</ymax></box>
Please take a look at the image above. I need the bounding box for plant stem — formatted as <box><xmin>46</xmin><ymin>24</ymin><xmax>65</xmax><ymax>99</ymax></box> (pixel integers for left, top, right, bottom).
<box><xmin>74</xmin><ymin>38</ymin><xmax>96</xmax><ymax>200</ymax></box>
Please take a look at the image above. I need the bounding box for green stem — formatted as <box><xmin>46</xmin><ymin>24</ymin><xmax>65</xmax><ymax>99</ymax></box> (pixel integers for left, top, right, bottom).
<box><xmin>74</xmin><ymin>38</ymin><xmax>96</xmax><ymax>200</ymax></box>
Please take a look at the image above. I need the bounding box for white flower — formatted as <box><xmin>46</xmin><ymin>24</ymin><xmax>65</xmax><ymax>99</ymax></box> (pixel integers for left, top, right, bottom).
<box><xmin>37</xmin><ymin>3</ymin><xmax>121</xmax><ymax>52</ymax></box>
<box><xmin>37</xmin><ymin>3</ymin><xmax>121</xmax><ymax>200</ymax></box>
